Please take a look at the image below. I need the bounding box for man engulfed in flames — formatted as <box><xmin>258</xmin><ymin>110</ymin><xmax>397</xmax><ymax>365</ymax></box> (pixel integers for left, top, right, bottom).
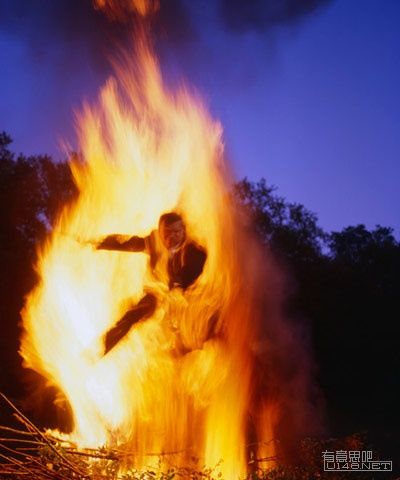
<box><xmin>18</xmin><ymin>1</ymin><xmax>285</xmax><ymax>478</ymax></box>
<box><xmin>96</xmin><ymin>211</ymin><xmax>209</xmax><ymax>356</ymax></box>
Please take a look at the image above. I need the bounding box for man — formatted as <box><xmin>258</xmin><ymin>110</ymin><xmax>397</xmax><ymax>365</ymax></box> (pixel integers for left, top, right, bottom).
<box><xmin>96</xmin><ymin>212</ymin><xmax>207</xmax><ymax>354</ymax></box>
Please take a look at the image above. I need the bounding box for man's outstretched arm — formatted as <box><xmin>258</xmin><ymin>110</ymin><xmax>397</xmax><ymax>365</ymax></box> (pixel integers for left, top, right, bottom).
<box><xmin>96</xmin><ymin>234</ymin><xmax>147</xmax><ymax>252</ymax></box>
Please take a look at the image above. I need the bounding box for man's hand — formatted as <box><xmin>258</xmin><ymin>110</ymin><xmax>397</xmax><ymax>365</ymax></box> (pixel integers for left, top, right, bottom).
<box><xmin>96</xmin><ymin>234</ymin><xmax>121</xmax><ymax>250</ymax></box>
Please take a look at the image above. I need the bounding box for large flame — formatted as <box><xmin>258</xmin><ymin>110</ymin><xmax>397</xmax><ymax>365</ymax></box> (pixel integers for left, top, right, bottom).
<box><xmin>20</xmin><ymin>29</ymin><xmax>276</xmax><ymax>478</ymax></box>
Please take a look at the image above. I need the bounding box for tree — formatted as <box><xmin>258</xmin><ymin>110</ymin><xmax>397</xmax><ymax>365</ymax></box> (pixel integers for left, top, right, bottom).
<box><xmin>235</xmin><ymin>177</ymin><xmax>327</xmax><ymax>263</ymax></box>
<box><xmin>235</xmin><ymin>177</ymin><xmax>400</xmax><ymax>449</ymax></box>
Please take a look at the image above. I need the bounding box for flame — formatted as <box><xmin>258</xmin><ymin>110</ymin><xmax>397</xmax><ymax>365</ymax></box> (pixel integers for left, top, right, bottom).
<box><xmin>93</xmin><ymin>0</ymin><xmax>159</xmax><ymax>19</ymax></box>
<box><xmin>20</xmin><ymin>31</ymin><xmax>276</xmax><ymax>478</ymax></box>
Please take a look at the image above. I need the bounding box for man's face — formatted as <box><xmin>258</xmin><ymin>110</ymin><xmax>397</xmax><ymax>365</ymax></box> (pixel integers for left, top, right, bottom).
<box><xmin>159</xmin><ymin>220</ymin><xmax>186</xmax><ymax>250</ymax></box>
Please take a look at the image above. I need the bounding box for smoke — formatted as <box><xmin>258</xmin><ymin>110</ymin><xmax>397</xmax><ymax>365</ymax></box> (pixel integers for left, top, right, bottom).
<box><xmin>219</xmin><ymin>0</ymin><xmax>334</xmax><ymax>33</ymax></box>
<box><xmin>0</xmin><ymin>0</ymin><xmax>335</xmax><ymax>66</ymax></box>
<box><xmin>0</xmin><ymin>0</ymin><xmax>334</xmax><ymax>89</ymax></box>
<box><xmin>0</xmin><ymin>0</ymin><xmax>194</xmax><ymax>73</ymax></box>
<box><xmin>245</xmin><ymin>237</ymin><xmax>326</xmax><ymax>460</ymax></box>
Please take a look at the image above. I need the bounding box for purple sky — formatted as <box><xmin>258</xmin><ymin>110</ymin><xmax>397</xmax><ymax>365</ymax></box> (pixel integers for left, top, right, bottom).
<box><xmin>1</xmin><ymin>0</ymin><xmax>399</xmax><ymax>235</ymax></box>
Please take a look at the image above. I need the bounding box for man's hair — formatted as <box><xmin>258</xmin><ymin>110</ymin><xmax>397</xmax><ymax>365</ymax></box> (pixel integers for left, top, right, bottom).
<box><xmin>159</xmin><ymin>212</ymin><xmax>183</xmax><ymax>227</ymax></box>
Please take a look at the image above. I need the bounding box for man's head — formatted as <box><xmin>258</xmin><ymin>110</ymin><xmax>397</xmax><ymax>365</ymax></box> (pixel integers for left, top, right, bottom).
<box><xmin>159</xmin><ymin>212</ymin><xmax>186</xmax><ymax>250</ymax></box>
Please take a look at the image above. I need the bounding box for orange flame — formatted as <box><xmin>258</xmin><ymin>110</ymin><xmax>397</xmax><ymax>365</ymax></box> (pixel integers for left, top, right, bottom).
<box><xmin>20</xmin><ymin>32</ymin><xmax>276</xmax><ymax>478</ymax></box>
<box><xmin>93</xmin><ymin>0</ymin><xmax>159</xmax><ymax>19</ymax></box>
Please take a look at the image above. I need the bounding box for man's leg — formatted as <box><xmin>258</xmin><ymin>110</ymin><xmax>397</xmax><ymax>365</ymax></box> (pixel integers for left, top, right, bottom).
<box><xmin>103</xmin><ymin>293</ymin><xmax>157</xmax><ymax>355</ymax></box>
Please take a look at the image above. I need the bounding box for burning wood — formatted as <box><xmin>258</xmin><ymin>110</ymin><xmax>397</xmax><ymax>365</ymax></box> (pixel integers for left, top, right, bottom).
<box><xmin>0</xmin><ymin>394</ymin><xmax>278</xmax><ymax>479</ymax></box>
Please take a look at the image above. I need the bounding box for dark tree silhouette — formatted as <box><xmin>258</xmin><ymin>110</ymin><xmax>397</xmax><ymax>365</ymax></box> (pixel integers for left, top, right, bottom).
<box><xmin>235</xmin><ymin>178</ymin><xmax>400</xmax><ymax>460</ymax></box>
<box><xmin>235</xmin><ymin>177</ymin><xmax>326</xmax><ymax>256</ymax></box>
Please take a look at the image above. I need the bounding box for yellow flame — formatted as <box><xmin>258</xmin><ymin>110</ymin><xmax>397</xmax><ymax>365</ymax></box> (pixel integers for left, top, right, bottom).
<box><xmin>20</xmin><ymin>34</ymin><xmax>276</xmax><ymax>477</ymax></box>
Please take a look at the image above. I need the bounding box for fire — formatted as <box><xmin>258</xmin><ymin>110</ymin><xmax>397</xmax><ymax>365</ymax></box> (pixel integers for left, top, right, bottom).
<box><xmin>19</xmin><ymin>14</ymin><xmax>276</xmax><ymax>480</ymax></box>
<box><xmin>93</xmin><ymin>0</ymin><xmax>159</xmax><ymax>19</ymax></box>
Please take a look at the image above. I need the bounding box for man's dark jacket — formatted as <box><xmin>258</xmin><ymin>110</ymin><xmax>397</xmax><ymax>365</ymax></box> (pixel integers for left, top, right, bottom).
<box><xmin>97</xmin><ymin>231</ymin><xmax>206</xmax><ymax>290</ymax></box>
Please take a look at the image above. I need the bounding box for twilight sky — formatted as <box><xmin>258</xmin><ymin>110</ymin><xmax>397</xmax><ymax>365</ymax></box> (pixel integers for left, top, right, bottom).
<box><xmin>0</xmin><ymin>0</ymin><xmax>399</xmax><ymax>235</ymax></box>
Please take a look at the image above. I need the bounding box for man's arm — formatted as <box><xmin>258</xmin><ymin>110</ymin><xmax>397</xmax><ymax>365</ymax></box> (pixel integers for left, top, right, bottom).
<box><xmin>96</xmin><ymin>234</ymin><xmax>147</xmax><ymax>252</ymax></box>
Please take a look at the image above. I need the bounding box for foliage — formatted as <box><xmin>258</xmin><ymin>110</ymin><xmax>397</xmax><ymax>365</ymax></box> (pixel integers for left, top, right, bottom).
<box><xmin>0</xmin><ymin>130</ymin><xmax>76</xmax><ymax>252</ymax></box>
<box><xmin>234</xmin><ymin>178</ymin><xmax>327</xmax><ymax>262</ymax></box>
